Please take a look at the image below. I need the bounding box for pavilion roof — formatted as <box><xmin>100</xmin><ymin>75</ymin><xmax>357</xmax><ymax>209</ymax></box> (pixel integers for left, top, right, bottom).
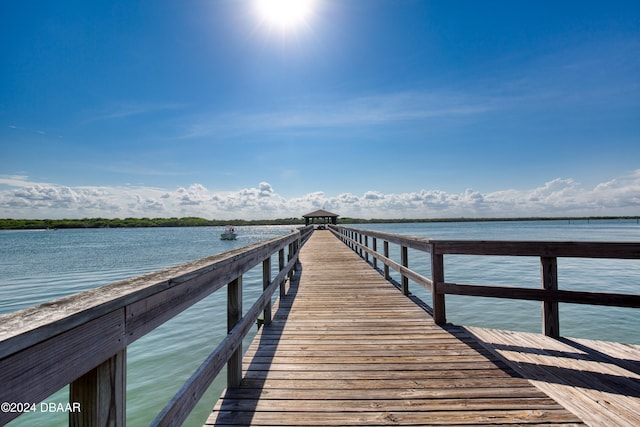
<box><xmin>302</xmin><ymin>209</ymin><xmax>339</xmax><ymax>218</ymax></box>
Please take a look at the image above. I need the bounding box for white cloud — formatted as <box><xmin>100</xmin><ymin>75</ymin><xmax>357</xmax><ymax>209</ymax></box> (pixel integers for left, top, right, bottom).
<box><xmin>1</xmin><ymin>171</ymin><xmax>640</xmax><ymax>220</ymax></box>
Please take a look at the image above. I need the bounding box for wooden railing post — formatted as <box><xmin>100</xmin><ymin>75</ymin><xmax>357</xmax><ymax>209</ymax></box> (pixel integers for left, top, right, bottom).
<box><xmin>70</xmin><ymin>349</ymin><xmax>126</xmax><ymax>427</ymax></box>
<box><xmin>401</xmin><ymin>245</ymin><xmax>409</xmax><ymax>295</ymax></box>
<box><xmin>365</xmin><ymin>236</ymin><xmax>369</xmax><ymax>263</ymax></box>
<box><xmin>227</xmin><ymin>277</ymin><xmax>242</xmax><ymax>389</ymax></box>
<box><xmin>279</xmin><ymin>248</ymin><xmax>286</xmax><ymax>298</ymax></box>
<box><xmin>263</xmin><ymin>257</ymin><xmax>272</xmax><ymax>326</ymax></box>
<box><xmin>541</xmin><ymin>256</ymin><xmax>559</xmax><ymax>338</ymax></box>
<box><xmin>383</xmin><ymin>241</ymin><xmax>390</xmax><ymax>280</ymax></box>
<box><xmin>372</xmin><ymin>237</ymin><xmax>378</xmax><ymax>270</ymax></box>
<box><xmin>287</xmin><ymin>243</ymin><xmax>294</xmax><ymax>280</ymax></box>
<box><xmin>296</xmin><ymin>236</ymin><xmax>301</xmax><ymax>270</ymax></box>
<box><xmin>431</xmin><ymin>245</ymin><xmax>446</xmax><ymax>325</ymax></box>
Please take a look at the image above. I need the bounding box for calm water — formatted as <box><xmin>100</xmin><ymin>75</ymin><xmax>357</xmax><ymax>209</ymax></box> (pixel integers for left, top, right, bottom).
<box><xmin>1</xmin><ymin>220</ymin><xmax>639</xmax><ymax>426</ymax></box>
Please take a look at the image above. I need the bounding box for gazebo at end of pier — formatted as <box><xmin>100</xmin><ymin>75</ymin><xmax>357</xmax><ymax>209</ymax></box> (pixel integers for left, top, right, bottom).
<box><xmin>302</xmin><ymin>209</ymin><xmax>339</xmax><ymax>226</ymax></box>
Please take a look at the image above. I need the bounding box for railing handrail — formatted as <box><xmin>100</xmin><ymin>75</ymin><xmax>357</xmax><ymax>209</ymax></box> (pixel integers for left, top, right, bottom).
<box><xmin>430</xmin><ymin>240</ymin><xmax>640</xmax><ymax>258</ymax></box>
<box><xmin>331</xmin><ymin>225</ymin><xmax>640</xmax><ymax>259</ymax></box>
<box><xmin>330</xmin><ymin>224</ymin><xmax>640</xmax><ymax>337</ymax></box>
<box><xmin>0</xmin><ymin>225</ymin><xmax>313</xmax><ymax>426</ymax></box>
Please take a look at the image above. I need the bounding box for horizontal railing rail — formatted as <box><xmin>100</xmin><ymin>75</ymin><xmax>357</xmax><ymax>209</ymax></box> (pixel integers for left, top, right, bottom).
<box><xmin>0</xmin><ymin>225</ymin><xmax>313</xmax><ymax>427</ymax></box>
<box><xmin>330</xmin><ymin>225</ymin><xmax>640</xmax><ymax>338</ymax></box>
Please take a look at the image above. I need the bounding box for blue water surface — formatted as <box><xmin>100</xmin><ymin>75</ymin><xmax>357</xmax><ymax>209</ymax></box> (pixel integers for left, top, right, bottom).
<box><xmin>1</xmin><ymin>220</ymin><xmax>638</xmax><ymax>426</ymax></box>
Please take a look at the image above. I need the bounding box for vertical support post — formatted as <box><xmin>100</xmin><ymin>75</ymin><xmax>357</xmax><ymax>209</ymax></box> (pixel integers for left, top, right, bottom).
<box><xmin>287</xmin><ymin>242</ymin><xmax>293</xmax><ymax>266</ymax></box>
<box><xmin>431</xmin><ymin>244</ymin><xmax>446</xmax><ymax>325</ymax></box>
<box><xmin>541</xmin><ymin>256</ymin><xmax>559</xmax><ymax>338</ymax></box>
<box><xmin>263</xmin><ymin>257</ymin><xmax>272</xmax><ymax>326</ymax></box>
<box><xmin>372</xmin><ymin>237</ymin><xmax>378</xmax><ymax>270</ymax></box>
<box><xmin>364</xmin><ymin>236</ymin><xmax>369</xmax><ymax>263</ymax></box>
<box><xmin>227</xmin><ymin>277</ymin><xmax>242</xmax><ymax>388</ymax></box>
<box><xmin>279</xmin><ymin>248</ymin><xmax>286</xmax><ymax>298</ymax></box>
<box><xmin>293</xmin><ymin>240</ymin><xmax>299</xmax><ymax>274</ymax></box>
<box><xmin>70</xmin><ymin>349</ymin><xmax>126</xmax><ymax>427</ymax></box>
<box><xmin>401</xmin><ymin>245</ymin><xmax>409</xmax><ymax>295</ymax></box>
<box><xmin>358</xmin><ymin>233</ymin><xmax>363</xmax><ymax>257</ymax></box>
<box><xmin>383</xmin><ymin>241</ymin><xmax>390</xmax><ymax>280</ymax></box>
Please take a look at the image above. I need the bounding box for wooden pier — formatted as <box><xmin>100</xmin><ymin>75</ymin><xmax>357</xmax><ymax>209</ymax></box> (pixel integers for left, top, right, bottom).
<box><xmin>1</xmin><ymin>225</ymin><xmax>639</xmax><ymax>427</ymax></box>
<box><xmin>207</xmin><ymin>230</ymin><xmax>640</xmax><ymax>426</ymax></box>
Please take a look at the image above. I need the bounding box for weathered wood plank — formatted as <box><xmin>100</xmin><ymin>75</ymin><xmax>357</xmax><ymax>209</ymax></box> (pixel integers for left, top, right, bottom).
<box><xmin>70</xmin><ymin>348</ymin><xmax>126</xmax><ymax>427</ymax></box>
<box><xmin>241</xmin><ymin>367</ymin><xmax>517</xmax><ymax>380</ymax></box>
<box><xmin>209</xmin><ymin>409</ymin><xmax>582</xmax><ymax>426</ymax></box>
<box><xmin>227</xmin><ymin>277</ymin><xmax>242</xmax><ymax>389</ymax></box>
<box><xmin>213</xmin><ymin>397</ymin><xmax>567</xmax><ymax>412</ymax></box>
<box><xmin>432</xmin><ymin>240</ymin><xmax>640</xmax><ymax>258</ymax></box>
<box><xmin>541</xmin><ymin>256</ymin><xmax>559</xmax><ymax>337</ymax></box>
<box><xmin>218</xmin><ymin>386</ymin><xmax>553</xmax><ymax>401</ymax></box>
<box><xmin>439</xmin><ymin>282</ymin><xmax>640</xmax><ymax>307</ymax></box>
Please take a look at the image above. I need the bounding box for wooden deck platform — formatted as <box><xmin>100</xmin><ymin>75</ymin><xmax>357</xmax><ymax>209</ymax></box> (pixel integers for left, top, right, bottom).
<box><xmin>467</xmin><ymin>327</ymin><xmax>640</xmax><ymax>427</ymax></box>
<box><xmin>207</xmin><ymin>230</ymin><xmax>638</xmax><ymax>426</ymax></box>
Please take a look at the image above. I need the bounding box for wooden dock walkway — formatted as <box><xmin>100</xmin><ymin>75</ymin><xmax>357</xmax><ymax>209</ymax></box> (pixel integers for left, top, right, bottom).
<box><xmin>207</xmin><ymin>230</ymin><xmax>590</xmax><ymax>426</ymax></box>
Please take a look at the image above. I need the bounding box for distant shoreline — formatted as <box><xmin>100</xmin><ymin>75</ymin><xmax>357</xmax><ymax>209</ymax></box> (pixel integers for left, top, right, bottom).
<box><xmin>1</xmin><ymin>216</ymin><xmax>638</xmax><ymax>230</ymax></box>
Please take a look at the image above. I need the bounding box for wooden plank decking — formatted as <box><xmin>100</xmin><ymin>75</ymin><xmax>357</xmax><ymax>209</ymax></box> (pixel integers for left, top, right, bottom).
<box><xmin>207</xmin><ymin>230</ymin><xmax>586</xmax><ymax>426</ymax></box>
<box><xmin>467</xmin><ymin>327</ymin><xmax>640</xmax><ymax>427</ymax></box>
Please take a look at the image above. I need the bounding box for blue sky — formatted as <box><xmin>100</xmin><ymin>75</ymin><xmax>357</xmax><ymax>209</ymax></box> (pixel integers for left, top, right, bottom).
<box><xmin>1</xmin><ymin>0</ymin><xmax>639</xmax><ymax>219</ymax></box>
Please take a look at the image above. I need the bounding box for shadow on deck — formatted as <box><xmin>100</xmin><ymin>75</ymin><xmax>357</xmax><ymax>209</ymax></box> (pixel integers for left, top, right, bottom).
<box><xmin>467</xmin><ymin>326</ymin><xmax>640</xmax><ymax>426</ymax></box>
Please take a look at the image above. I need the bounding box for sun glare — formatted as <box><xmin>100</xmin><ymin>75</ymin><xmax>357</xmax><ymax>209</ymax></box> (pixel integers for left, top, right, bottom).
<box><xmin>254</xmin><ymin>0</ymin><xmax>316</xmax><ymax>32</ymax></box>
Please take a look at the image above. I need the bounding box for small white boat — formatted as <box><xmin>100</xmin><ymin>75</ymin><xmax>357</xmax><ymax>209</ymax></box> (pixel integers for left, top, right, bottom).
<box><xmin>220</xmin><ymin>226</ymin><xmax>237</xmax><ymax>240</ymax></box>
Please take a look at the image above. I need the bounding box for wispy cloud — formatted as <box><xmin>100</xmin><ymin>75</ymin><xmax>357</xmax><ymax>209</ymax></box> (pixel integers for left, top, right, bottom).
<box><xmin>0</xmin><ymin>175</ymin><xmax>52</xmax><ymax>188</ymax></box>
<box><xmin>178</xmin><ymin>90</ymin><xmax>495</xmax><ymax>139</ymax></box>
<box><xmin>180</xmin><ymin>51</ymin><xmax>640</xmax><ymax>140</ymax></box>
<box><xmin>92</xmin><ymin>163</ymin><xmax>191</xmax><ymax>178</ymax></box>
<box><xmin>85</xmin><ymin>102</ymin><xmax>187</xmax><ymax>123</ymax></box>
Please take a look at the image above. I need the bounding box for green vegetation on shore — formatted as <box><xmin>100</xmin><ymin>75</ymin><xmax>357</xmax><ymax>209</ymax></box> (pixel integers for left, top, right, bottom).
<box><xmin>0</xmin><ymin>216</ymin><xmax>638</xmax><ymax>230</ymax></box>
<box><xmin>0</xmin><ymin>217</ymin><xmax>303</xmax><ymax>230</ymax></box>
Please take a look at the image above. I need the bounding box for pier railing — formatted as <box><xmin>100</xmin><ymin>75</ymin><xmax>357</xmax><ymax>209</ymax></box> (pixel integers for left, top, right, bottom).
<box><xmin>0</xmin><ymin>225</ymin><xmax>313</xmax><ymax>427</ymax></box>
<box><xmin>330</xmin><ymin>225</ymin><xmax>640</xmax><ymax>338</ymax></box>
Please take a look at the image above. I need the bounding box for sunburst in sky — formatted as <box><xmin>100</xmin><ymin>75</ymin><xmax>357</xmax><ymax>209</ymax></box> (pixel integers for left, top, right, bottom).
<box><xmin>253</xmin><ymin>0</ymin><xmax>317</xmax><ymax>34</ymax></box>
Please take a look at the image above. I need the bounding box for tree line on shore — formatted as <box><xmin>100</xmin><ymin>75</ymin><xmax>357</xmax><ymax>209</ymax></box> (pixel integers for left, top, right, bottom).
<box><xmin>0</xmin><ymin>216</ymin><xmax>638</xmax><ymax>230</ymax></box>
<box><xmin>0</xmin><ymin>217</ymin><xmax>303</xmax><ymax>230</ymax></box>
